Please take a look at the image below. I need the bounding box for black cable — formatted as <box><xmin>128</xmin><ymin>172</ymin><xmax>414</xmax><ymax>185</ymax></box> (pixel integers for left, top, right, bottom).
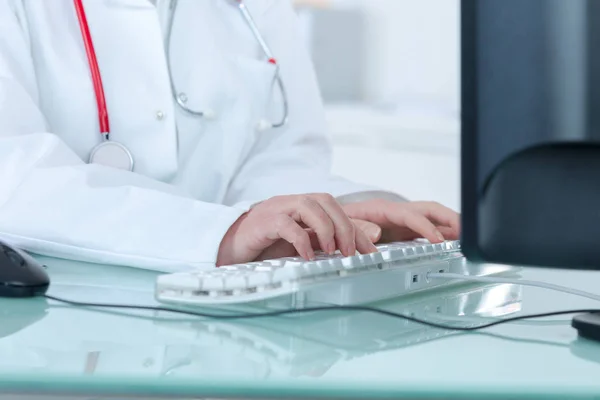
<box><xmin>43</xmin><ymin>294</ymin><xmax>599</xmax><ymax>332</ymax></box>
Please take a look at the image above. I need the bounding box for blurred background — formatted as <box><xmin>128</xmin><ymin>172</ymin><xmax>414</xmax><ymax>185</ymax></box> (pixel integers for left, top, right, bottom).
<box><xmin>293</xmin><ymin>0</ymin><xmax>461</xmax><ymax>211</ymax></box>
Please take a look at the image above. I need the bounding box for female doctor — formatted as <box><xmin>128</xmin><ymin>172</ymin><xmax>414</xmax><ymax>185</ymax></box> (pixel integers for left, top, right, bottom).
<box><xmin>0</xmin><ymin>0</ymin><xmax>459</xmax><ymax>272</ymax></box>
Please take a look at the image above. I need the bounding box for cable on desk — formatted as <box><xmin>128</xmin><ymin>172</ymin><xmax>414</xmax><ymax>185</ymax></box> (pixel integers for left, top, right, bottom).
<box><xmin>427</xmin><ymin>272</ymin><xmax>600</xmax><ymax>302</ymax></box>
<box><xmin>43</xmin><ymin>294</ymin><xmax>600</xmax><ymax>332</ymax></box>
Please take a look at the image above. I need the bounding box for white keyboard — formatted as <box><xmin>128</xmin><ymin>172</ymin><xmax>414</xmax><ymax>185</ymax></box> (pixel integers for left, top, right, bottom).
<box><xmin>154</xmin><ymin>240</ymin><xmax>512</xmax><ymax>307</ymax></box>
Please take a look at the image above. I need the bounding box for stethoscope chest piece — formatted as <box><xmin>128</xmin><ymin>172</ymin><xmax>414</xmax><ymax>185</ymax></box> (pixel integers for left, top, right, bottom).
<box><xmin>89</xmin><ymin>141</ymin><xmax>134</xmax><ymax>172</ymax></box>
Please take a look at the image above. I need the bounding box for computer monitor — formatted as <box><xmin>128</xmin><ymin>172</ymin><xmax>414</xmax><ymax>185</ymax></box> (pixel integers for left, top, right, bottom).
<box><xmin>461</xmin><ymin>0</ymin><xmax>600</xmax><ymax>270</ymax></box>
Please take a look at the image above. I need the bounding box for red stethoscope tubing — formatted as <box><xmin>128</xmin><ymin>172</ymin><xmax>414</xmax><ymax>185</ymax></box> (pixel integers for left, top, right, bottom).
<box><xmin>73</xmin><ymin>0</ymin><xmax>110</xmax><ymax>137</ymax></box>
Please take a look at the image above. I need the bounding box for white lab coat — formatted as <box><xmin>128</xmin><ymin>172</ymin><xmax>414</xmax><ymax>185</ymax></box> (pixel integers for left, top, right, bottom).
<box><xmin>0</xmin><ymin>0</ymin><xmax>387</xmax><ymax>272</ymax></box>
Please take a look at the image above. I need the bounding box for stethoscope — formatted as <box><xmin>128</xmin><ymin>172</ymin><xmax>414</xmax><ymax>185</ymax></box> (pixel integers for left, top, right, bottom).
<box><xmin>74</xmin><ymin>0</ymin><xmax>289</xmax><ymax>172</ymax></box>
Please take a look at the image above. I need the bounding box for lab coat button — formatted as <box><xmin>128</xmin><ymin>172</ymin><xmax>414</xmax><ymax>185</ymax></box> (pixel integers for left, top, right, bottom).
<box><xmin>155</xmin><ymin>111</ymin><xmax>165</xmax><ymax>120</ymax></box>
<box><xmin>178</xmin><ymin>93</ymin><xmax>188</xmax><ymax>103</ymax></box>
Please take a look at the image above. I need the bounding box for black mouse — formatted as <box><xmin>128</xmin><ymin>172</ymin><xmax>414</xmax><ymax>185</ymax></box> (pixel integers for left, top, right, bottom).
<box><xmin>0</xmin><ymin>241</ymin><xmax>49</xmax><ymax>297</ymax></box>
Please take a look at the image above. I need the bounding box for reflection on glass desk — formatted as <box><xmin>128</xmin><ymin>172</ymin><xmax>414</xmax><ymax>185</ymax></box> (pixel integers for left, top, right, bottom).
<box><xmin>155</xmin><ymin>283</ymin><xmax>523</xmax><ymax>379</ymax></box>
<box><xmin>0</xmin><ymin>279</ymin><xmax>521</xmax><ymax>379</ymax></box>
<box><xmin>1</xmin><ymin>257</ymin><xmax>600</xmax><ymax>399</ymax></box>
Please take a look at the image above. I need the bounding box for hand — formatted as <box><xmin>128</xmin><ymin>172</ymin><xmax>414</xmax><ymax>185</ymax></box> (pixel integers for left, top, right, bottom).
<box><xmin>216</xmin><ymin>194</ymin><xmax>378</xmax><ymax>266</ymax></box>
<box><xmin>342</xmin><ymin>199</ymin><xmax>460</xmax><ymax>244</ymax></box>
<box><xmin>253</xmin><ymin>218</ymin><xmax>383</xmax><ymax>261</ymax></box>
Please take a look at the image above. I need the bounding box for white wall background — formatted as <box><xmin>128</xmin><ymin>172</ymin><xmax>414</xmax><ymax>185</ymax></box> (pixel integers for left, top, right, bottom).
<box><xmin>300</xmin><ymin>0</ymin><xmax>460</xmax><ymax>110</ymax></box>
<box><xmin>360</xmin><ymin>0</ymin><xmax>460</xmax><ymax>113</ymax></box>
<box><xmin>298</xmin><ymin>0</ymin><xmax>462</xmax><ymax>210</ymax></box>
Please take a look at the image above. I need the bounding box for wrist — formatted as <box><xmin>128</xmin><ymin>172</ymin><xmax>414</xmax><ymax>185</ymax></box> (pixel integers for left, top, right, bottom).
<box><xmin>216</xmin><ymin>211</ymin><xmax>249</xmax><ymax>267</ymax></box>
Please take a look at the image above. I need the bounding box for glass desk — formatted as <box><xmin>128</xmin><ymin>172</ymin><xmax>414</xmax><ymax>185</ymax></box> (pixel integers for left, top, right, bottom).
<box><xmin>1</xmin><ymin>256</ymin><xmax>600</xmax><ymax>399</ymax></box>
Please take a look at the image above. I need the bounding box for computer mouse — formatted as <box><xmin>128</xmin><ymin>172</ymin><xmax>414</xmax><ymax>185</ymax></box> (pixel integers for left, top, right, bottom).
<box><xmin>0</xmin><ymin>241</ymin><xmax>49</xmax><ymax>298</ymax></box>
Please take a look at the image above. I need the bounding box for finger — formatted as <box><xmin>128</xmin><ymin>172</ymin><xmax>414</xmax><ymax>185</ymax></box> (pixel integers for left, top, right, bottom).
<box><xmin>379</xmin><ymin>228</ymin><xmax>417</xmax><ymax>243</ymax></box>
<box><xmin>294</xmin><ymin>197</ymin><xmax>336</xmax><ymax>254</ymax></box>
<box><xmin>256</xmin><ymin>240</ymin><xmax>298</xmax><ymax>260</ymax></box>
<box><xmin>354</xmin><ymin>223</ymin><xmax>378</xmax><ymax>254</ymax></box>
<box><xmin>257</xmin><ymin>229</ymin><xmax>324</xmax><ymax>261</ymax></box>
<box><xmin>307</xmin><ymin>223</ymin><xmax>377</xmax><ymax>255</ymax></box>
<box><xmin>313</xmin><ymin>194</ymin><xmax>356</xmax><ymax>256</ymax></box>
<box><xmin>437</xmin><ymin>226</ymin><xmax>458</xmax><ymax>240</ymax></box>
<box><xmin>353</xmin><ymin>219</ymin><xmax>382</xmax><ymax>243</ymax></box>
<box><xmin>389</xmin><ymin>209</ymin><xmax>445</xmax><ymax>243</ymax></box>
<box><xmin>379</xmin><ymin>224</ymin><xmax>458</xmax><ymax>243</ymax></box>
<box><xmin>302</xmin><ymin>228</ymin><xmax>326</xmax><ymax>251</ymax></box>
<box><xmin>410</xmin><ymin>202</ymin><xmax>461</xmax><ymax>233</ymax></box>
<box><xmin>273</xmin><ymin>215</ymin><xmax>315</xmax><ymax>260</ymax></box>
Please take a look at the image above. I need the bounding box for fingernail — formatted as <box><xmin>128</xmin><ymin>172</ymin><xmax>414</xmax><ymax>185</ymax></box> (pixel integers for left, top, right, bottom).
<box><xmin>346</xmin><ymin>246</ymin><xmax>356</xmax><ymax>256</ymax></box>
<box><xmin>436</xmin><ymin>230</ymin><xmax>445</xmax><ymax>242</ymax></box>
<box><xmin>367</xmin><ymin>227</ymin><xmax>381</xmax><ymax>242</ymax></box>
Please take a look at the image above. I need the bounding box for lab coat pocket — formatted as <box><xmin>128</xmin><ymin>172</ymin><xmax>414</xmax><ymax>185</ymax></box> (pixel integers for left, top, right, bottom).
<box><xmin>231</xmin><ymin>55</ymin><xmax>278</xmax><ymax>129</ymax></box>
<box><xmin>224</xmin><ymin>55</ymin><xmax>278</xmax><ymax>159</ymax></box>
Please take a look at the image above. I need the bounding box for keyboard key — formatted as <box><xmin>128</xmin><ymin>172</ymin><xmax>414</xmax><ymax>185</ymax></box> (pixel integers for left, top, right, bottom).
<box><xmin>358</xmin><ymin>254</ymin><xmax>376</xmax><ymax>267</ymax></box>
<box><xmin>273</xmin><ymin>266</ymin><xmax>304</xmax><ymax>283</ymax></box>
<box><xmin>370</xmin><ymin>252</ymin><xmax>385</xmax><ymax>264</ymax></box>
<box><xmin>321</xmin><ymin>257</ymin><xmax>344</xmax><ymax>271</ymax></box>
<box><xmin>433</xmin><ymin>243</ymin><xmax>444</xmax><ymax>252</ymax></box>
<box><xmin>382</xmin><ymin>248</ymin><xmax>406</xmax><ymax>262</ymax></box>
<box><xmin>379</xmin><ymin>249</ymin><xmax>394</xmax><ymax>261</ymax></box>
<box><xmin>316</xmin><ymin>259</ymin><xmax>337</xmax><ymax>273</ymax></box>
<box><xmin>159</xmin><ymin>273</ymin><xmax>201</xmax><ymax>290</ymax></box>
<box><xmin>247</xmin><ymin>272</ymin><xmax>272</xmax><ymax>287</ymax></box>
<box><xmin>201</xmin><ymin>275</ymin><xmax>225</xmax><ymax>291</ymax></box>
<box><xmin>255</xmin><ymin>265</ymin><xmax>276</xmax><ymax>273</ymax></box>
<box><xmin>221</xmin><ymin>265</ymin><xmax>252</xmax><ymax>272</ymax></box>
<box><xmin>263</xmin><ymin>259</ymin><xmax>285</xmax><ymax>267</ymax></box>
<box><xmin>341</xmin><ymin>255</ymin><xmax>362</xmax><ymax>269</ymax></box>
<box><xmin>283</xmin><ymin>260</ymin><xmax>306</xmax><ymax>269</ymax></box>
<box><xmin>304</xmin><ymin>261</ymin><xmax>327</xmax><ymax>276</ymax></box>
<box><xmin>224</xmin><ymin>274</ymin><xmax>249</xmax><ymax>290</ymax></box>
